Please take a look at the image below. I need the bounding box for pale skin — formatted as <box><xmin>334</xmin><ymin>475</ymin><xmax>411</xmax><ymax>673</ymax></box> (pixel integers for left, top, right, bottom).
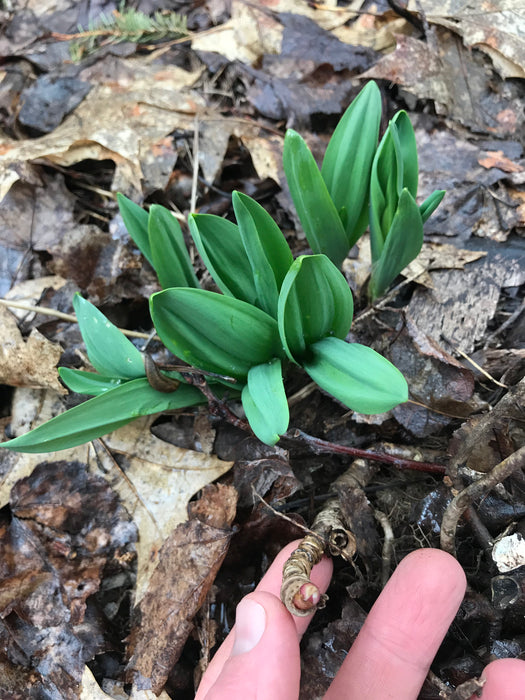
<box><xmin>196</xmin><ymin>541</ymin><xmax>525</xmax><ymax>700</ymax></box>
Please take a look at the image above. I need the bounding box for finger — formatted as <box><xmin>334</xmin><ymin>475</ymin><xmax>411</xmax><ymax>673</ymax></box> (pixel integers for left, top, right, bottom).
<box><xmin>475</xmin><ymin>658</ymin><xmax>525</xmax><ymax>700</ymax></box>
<box><xmin>195</xmin><ymin>539</ymin><xmax>332</xmax><ymax>699</ymax></box>
<box><xmin>202</xmin><ymin>591</ymin><xmax>300</xmax><ymax>700</ymax></box>
<box><xmin>325</xmin><ymin>548</ymin><xmax>466</xmax><ymax>700</ymax></box>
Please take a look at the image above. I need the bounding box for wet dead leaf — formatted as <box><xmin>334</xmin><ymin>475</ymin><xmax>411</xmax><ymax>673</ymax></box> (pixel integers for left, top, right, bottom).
<box><xmin>407</xmin><ymin>0</ymin><xmax>525</xmax><ymax>79</ymax></box>
<box><xmin>0</xmin><ymin>306</ymin><xmax>64</xmax><ymax>393</ymax></box>
<box><xmin>390</xmin><ymin>319</ymin><xmax>476</xmax><ymax>437</ymax></box>
<box><xmin>127</xmin><ymin>484</ymin><xmax>237</xmax><ymax>694</ymax></box>
<box><xmin>406</xmin><ymin>252</ymin><xmax>525</xmax><ymax>354</ymax></box>
<box><xmin>362</xmin><ymin>31</ymin><xmax>522</xmax><ymax>134</ymax></box>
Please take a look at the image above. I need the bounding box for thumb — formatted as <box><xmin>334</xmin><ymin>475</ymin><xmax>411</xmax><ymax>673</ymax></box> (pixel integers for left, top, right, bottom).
<box><xmin>203</xmin><ymin>591</ymin><xmax>300</xmax><ymax>700</ymax></box>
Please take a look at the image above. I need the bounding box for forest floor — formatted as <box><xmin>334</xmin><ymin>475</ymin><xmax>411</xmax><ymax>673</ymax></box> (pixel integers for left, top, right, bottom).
<box><xmin>0</xmin><ymin>1</ymin><xmax>524</xmax><ymax>698</ymax></box>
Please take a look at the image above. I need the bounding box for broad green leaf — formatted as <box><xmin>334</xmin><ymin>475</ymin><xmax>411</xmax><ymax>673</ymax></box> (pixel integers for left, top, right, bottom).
<box><xmin>241</xmin><ymin>358</ymin><xmax>289</xmax><ymax>445</ymax></box>
<box><xmin>117</xmin><ymin>193</ymin><xmax>153</xmax><ymax>267</ymax></box>
<box><xmin>369</xmin><ymin>125</ymin><xmax>399</xmax><ymax>261</ymax></box>
<box><xmin>233</xmin><ymin>191</ymin><xmax>293</xmax><ymax>317</ymax></box>
<box><xmin>148</xmin><ymin>205</ymin><xmax>199</xmax><ymax>289</ymax></box>
<box><xmin>1</xmin><ymin>377</ymin><xmax>204</xmax><ymax>453</ymax></box>
<box><xmin>278</xmin><ymin>255</ymin><xmax>353</xmax><ymax>363</ymax></box>
<box><xmin>391</xmin><ymin>111</ymin><xmax>418</xmax><ymax>198</ymax></box>
<box><xmin>73</xmin><ymin>294</ymin><xmax>145</xmax><ymax>379</ymax></box>
<box><xmin>321</xmin><ymin>81</ymin><xmax>381</xmax><ymax>248</ymax></box>
<box><xmin>369</xmin><ymin>188</ymin><xmax>423</xmax><ymax>300</ymax></box>
<box><xmin>59</xmin><ymin>368</ymin><xmax>123</xmax><ymax>395</ymax></box>
<box><xmin>188</xmin><ymin>214</ymin><xmax>258</xmax><ymax>304</ymax></box>
<box><xmin>420</xmin><ymin>189</ymin><xmax>445</xmax><ymax>223</ymax></box>
<box><xmin>150</xmin><ymin>288</ymin><xmax>282</xmax><ymax>380</ymax></box>
<box><xmin>303</xmin><ymin>337</ymin><xmax>408</xmax><ymax>414</ymax></box>
<box><xmin>283</xmin><ymin>130</ymin><xmax>349</xmax><ymax>268</ymax></box>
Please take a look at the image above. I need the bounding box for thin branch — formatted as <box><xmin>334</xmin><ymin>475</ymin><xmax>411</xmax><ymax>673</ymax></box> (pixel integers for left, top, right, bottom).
<box><xmin>441</xmin><ymin>445</ymin><xmax>525</xmax><ymax>556</ymax></box>
<box><xmin>0</xmin><ymin>298</ymin><xmax>157</xmax><ymax>341</ymax></box>
<box><xmin>286</xmin><ymin>429</ymin><xmax>446</xmax><ymax>475</ymax></box>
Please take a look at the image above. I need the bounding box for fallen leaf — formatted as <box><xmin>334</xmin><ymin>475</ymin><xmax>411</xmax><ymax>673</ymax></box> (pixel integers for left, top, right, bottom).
<box><xmin>390</xmin><ymin>319</ymin><xmax>476</xmax><ymax>437</ymax></box>
<box><xmin>91</xmin><ymin>420</ymin><xmax>234</xmax><ymax>603</ymax></box>
<box><xmin>478</xmin><ymin>150</ymin><xmax>524</xmax><ymax>173</ymax></box>
<box><xmin>406</xmin><ymin>252</ymin><xmax>525</xmax><ymax>354</ymax></box>
<box><xmin>0</xmin><ymin>306</ymin><xmax>64</xmax><ymax>393</ymax></box>
<box><xmin>126</xmin><ymin>483</ymin><xmax>237</xmax><ymax>694</ymax></box>
<box><xmin>407</xmin><ymin>0</ymin><xmax>525</xmax><ymax>79</ymax></box>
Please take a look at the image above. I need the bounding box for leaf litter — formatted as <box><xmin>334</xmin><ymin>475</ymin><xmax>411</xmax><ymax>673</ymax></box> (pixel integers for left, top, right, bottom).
<box><xmin>0</xmin><ymin>0</ymin><xmax>524</xmax><ymax>697</ymax></box>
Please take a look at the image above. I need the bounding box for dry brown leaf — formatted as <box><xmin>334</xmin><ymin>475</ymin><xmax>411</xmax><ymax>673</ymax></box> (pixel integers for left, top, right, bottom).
<box><xmin>0</xmin><ymin>306</ymin><xmax>65</xmax><ymax>393</ymax></box>
<box><xmin>404</xmin><ymin>242</ymin><xmax>487</xmax><ymax>288</ymax></box>
<box><xmin>90</xmin><ymin>420</ymin><xmax>234</xmax><ymax>603</ymax></box>
<box><xmin>192</xmin><ymin>0</ymin><xmax>282</xmax><ymax>64</ymax></box>
<box><xmin>478</xmin><ymin>150</ymin><xmax>524</xmax><ymax>173</ymax></box>
<box><xmin>0</xmin><ymin>62</ymin><xmax>204</xmax><ymax>200</ymax></box>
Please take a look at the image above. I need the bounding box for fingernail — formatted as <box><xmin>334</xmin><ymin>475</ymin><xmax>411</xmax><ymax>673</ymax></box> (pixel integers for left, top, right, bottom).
<box><xmin>231</xmin><ymin>599</ymin><xmax>266</xmax><ymax>656</ymax></box>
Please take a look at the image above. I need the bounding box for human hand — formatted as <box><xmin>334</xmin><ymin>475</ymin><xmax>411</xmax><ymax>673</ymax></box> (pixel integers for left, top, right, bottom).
<box><xmin>196</xmin><ymin>541</ymin><xmax>525</xmax><ymax>700</ymax></box>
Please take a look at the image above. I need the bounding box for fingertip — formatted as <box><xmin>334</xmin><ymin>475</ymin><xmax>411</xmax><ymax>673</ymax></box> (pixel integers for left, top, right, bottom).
<box><xmin>395</xmin><ymin>548</ymin><xmax>467</xmax><ymax>605</ymax></box>
<box><xmin>202</xmin><ymin>591</ymin><xmax>300</xmax><ymax>700</ymax></box>
<box><xmin>478</xmin><ymin>658</ymin><xmax>525</xmax><ymax>700</ymax></box>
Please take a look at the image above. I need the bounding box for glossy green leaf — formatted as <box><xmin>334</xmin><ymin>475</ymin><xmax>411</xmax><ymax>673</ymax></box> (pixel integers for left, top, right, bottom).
<box><xmin>232</xmin><ymin>191</ymin><xmax>293</xmax><ymax>316</ymax></box>
<box><xmin>420</xmin><ymin>189</ymin><xmax>445</xmax><ymax>223</ymax></box>
<box><xmin>188</xmin><ymin>214</ymin><xmax>258</xmax><ymax>303</ymax></box>
<box><xmin>303</xmin><ymin>337</ymin><xmax>408</xmax><ymax>414</ymax></box>
<box><xmin>391</xmin><ymin>111</ymin><xmax>418</xmax><ymax>198</ymax></box>
<box><xmin>148</xmin><ymin>205</ymin><xmax>199</xmax><ymax>289</ymax></box>
<box><xmin>73</xmin><ymin>294</ymin><xmax>145</xmax><ymax>379</ymax></box>
<box><xmin>117</xmin><ymin>193</ymin><xmax>153</xmax><ymax>267</ymax></box>
<box><xmin>59</xmin><ymin>368</ymin><xmax>123</xmax><ymax>396</ymax></box>
<box><xmin>283</xmin><ymin>129</ymin><xmax>349</xmax><ymax>268</ymax></box>
<box><xmin>150</xmin><ymin>288</ymin><xmax>282</xmax><ymax>380</ymax></box>
<box><xmin>1</xmin><ymin>378</ymin><xmax>204</xmax><ymax>453</ymax></box>
<box><xmin>321</xmin><ymin>81</ymin><xmax>381</xmax><ymax>248</ymax></box>
<box><xmin>278</xmin><ymin>255</ymin><xmax>353</xmax><ymax>363</ymax></box>
<box><xmin>241</xmin><ymin>358</ymin><xmax>289</xmax><ymax>445</ymax></box>
<box><xmin>369</xmin><ymin>188</ymin><xmax>423</xmax><ymax>300</ymax></box>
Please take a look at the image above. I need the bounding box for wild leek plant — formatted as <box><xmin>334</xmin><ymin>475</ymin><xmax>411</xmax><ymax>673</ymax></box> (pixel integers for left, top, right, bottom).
<box><xmin>2</xmin><ymin>188</ymin><xmax>407</xmax><ymax>452</ymax></box>
<box><xmin>283</xmin><ymin>81</ymin><xmax>445</xmax><ymax>300</ymax></box>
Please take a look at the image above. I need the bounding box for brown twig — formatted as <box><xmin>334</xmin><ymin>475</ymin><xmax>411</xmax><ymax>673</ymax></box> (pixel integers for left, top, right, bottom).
<box><xmin>285</xmin><ymin>429</ymin><xmax>446</xmax><ymax>475</ymax></box>
<box><xmin>441</xmin><ymin>445</ymin><xmax>525</xmax><ymax>556</ymax></box>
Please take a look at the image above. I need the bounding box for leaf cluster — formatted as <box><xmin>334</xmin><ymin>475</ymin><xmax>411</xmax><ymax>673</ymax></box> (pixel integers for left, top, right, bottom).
<box><xmin>283</xmin><ymin>82</ymin><xmax>444</xmax><ymax>300</ymax></box>
<box><xmin>2</xmin><ymin>81</ymin><xmax>446</xmax><ymax>453</ymax></box>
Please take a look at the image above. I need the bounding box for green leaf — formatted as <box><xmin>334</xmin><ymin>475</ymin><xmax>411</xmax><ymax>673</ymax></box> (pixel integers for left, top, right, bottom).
<box><xmin>321</xmin><ymin>81</ymin><xmax>381</xmax><ymax>248</ymax></box>
<box><xmin>148</xmin><ymin>205</ymin><xmax>200</xmax><ymax>289</ymax></box>
<box><xmin>391</xmin><ymin>111</ymin><xmax>418</xmax><ymax>198</ymax></box>
<box><xmin>241</xmin><ymin>358</ymin><xmax>289</xmax><ymax>445</ymax></box>
<box><xmin>419</xmin><ymin>189</ymin><xmax>445</xmax><ymax>223</ymax></box>
<box><xmin>150</xmin><ymin>288</ymin><xmax>282</xmax><ymax>380</ymax></box>
<box><xmin>369</xmin><ymin>125</ymin><xmax>399</xmax><ymax>261</ymax></box>
<box><xmin>278</xmin><ymin>254</ymin><xmax>353</xmax><ymax>363</ymax></box>
<box><xmin>232</xmin><ymin>191</ymin><xmax>293</xmax><ymax>317</ymax></box>
<box><xmin>303</xmin><ymin>337</ymin><xmax>408</xmax><ymax>414</ymax></box>
<box><xmin>188</xmin><ymin>214</ymin><xmax>258</xmax><ymax>304</ymax></box>
<box><xmin>59</xmin><ymin>368</ymin><xmax>123</xmax><ymax>395</ymax></box>
<box><xmin>117</xmin><ymin>193</ymin><xmax>153</xmax><ymax>267</ymax></box>
<box><xmin>283</xmin><ymin>129</ymin><xmax>349</xmax><ymax>268</ymax></box>
<box><xmin>1</xmin><ymin>377</ymin><xmax>204</xmax><ymax>453</ymax></box>
<box><xmin>369</xmin><ymin>188</ymin><xmax>423</xmax><ymax>300</ymax></box>
<box><xmin>73</xmin><ymin>294</ymin><xmax>145</xmax><ymax>379</ymax></box>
